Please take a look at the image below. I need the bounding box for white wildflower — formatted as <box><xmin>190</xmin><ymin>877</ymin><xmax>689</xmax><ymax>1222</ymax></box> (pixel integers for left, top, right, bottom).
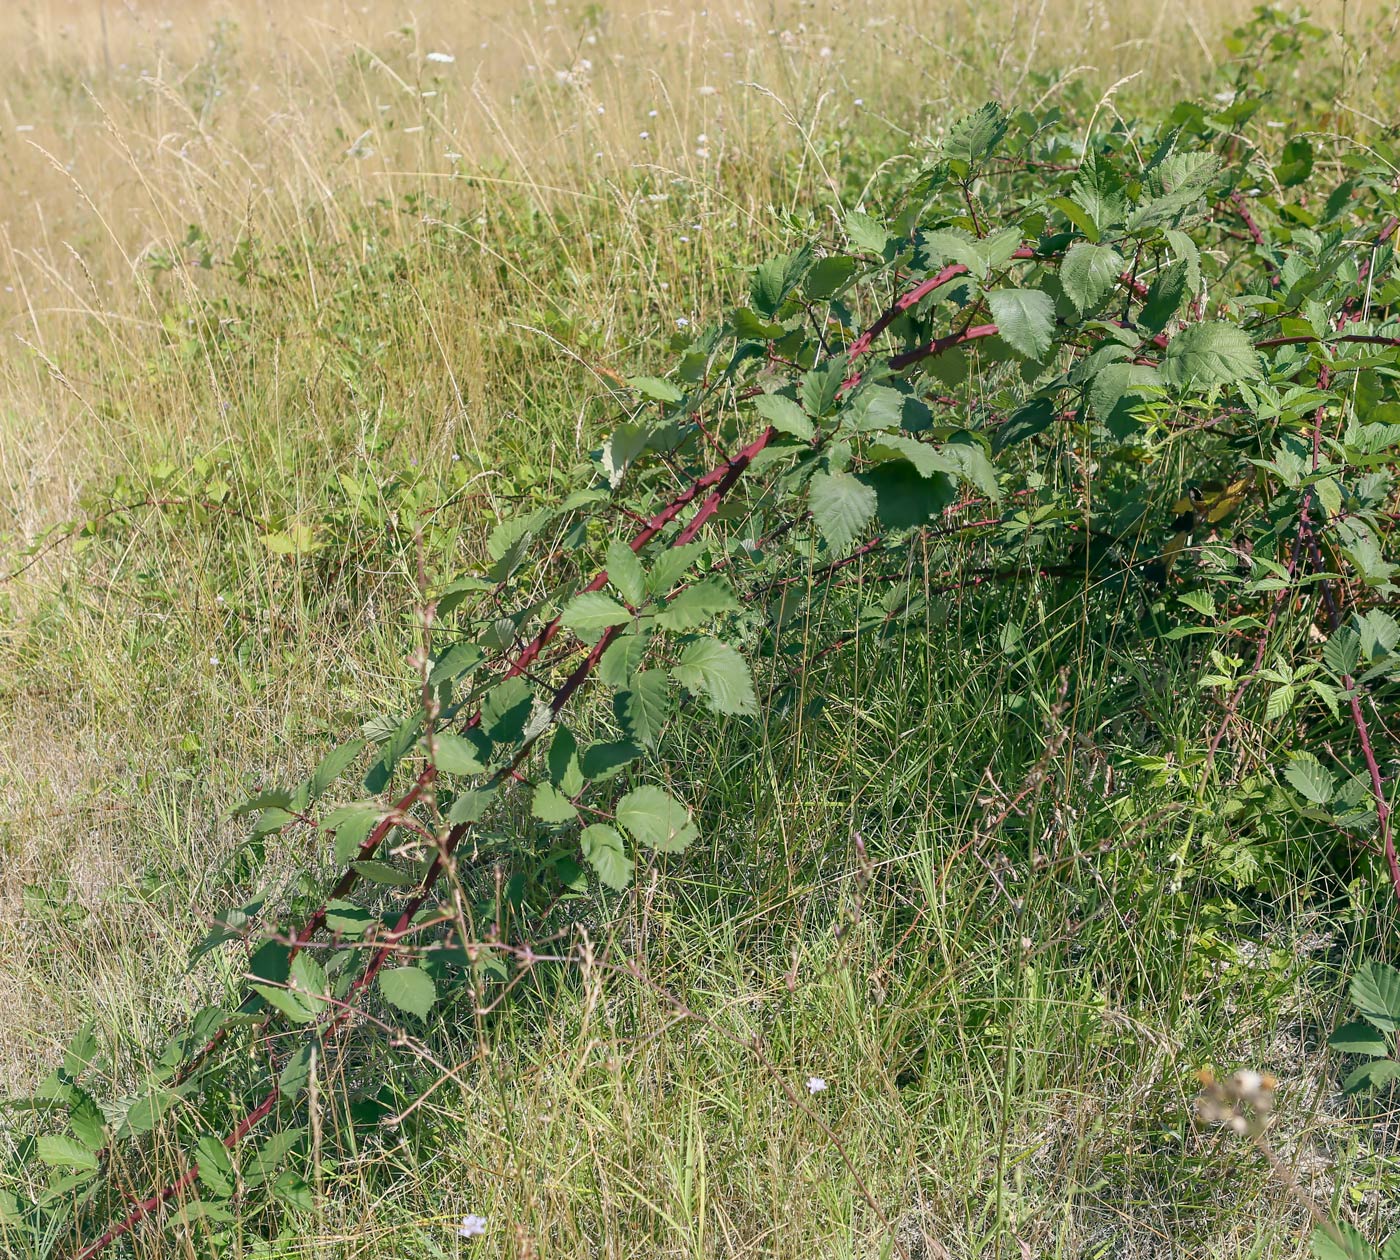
<box><xmin>807</xmin><ymin>1076</ymin><xmax>827</xmax><ymax>1095</ymax></box>
<box><xmin>426</xmin><ymin>51</ymin><xmax>455</xmax><ymax>63</ymax></box>
<box><xmin>458</xmin><ymin>1213</ymin><xmax>487</xmax><ymax>1238</ymax></box>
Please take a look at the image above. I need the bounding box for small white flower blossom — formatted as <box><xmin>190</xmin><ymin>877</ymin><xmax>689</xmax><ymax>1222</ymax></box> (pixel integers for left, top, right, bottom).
<box><xmin>676</xmin><ymin>317</ymin><xmax>689</xmax><ymax>328</ymax></box>
<box><xmin>698</xmin><ymin>85</ymin><xmax>718</xmax><ymax>96</ymax></box>
<box><xmin>458</xmin><ymin>1213</ymin><xmax>487</xmax><ymax>1238</ymax></box>
<box><xmin>648</xmin><ymin>108</ymin><xmax>658</xmax><ymax>117</ymax></box>
<box><xmin>426</xmin><ymin>51</ymin><xmax>455</xmax><ymax>63</ymax></box>
<box><xmin>209</xmin><ymin>656</ymin><xmax>220</xmax><ymax>665</ymax></box>
<box><xmin>807</xmin><ymin>1076</ymin><xmax>827</xmax><ymax>1095</ymax></box>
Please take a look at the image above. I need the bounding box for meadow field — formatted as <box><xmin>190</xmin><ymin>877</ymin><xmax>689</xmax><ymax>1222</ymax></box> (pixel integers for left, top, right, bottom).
<box><xmin>3</xmin><ymin>0</ymin><xmax>1400</xmax><ymax>1256</ymax></box>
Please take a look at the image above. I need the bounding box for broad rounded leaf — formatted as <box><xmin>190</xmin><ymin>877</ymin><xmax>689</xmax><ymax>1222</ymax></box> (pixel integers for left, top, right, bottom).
<box><xmin>378</xmin><ymin>966</ymin><xmax>438</xmax><ymax>1021</ymax></box>
<box><xmin>560</xmin><ymin>591</ymin><xmax>633</xmax><ymax>636</ymax></box>
<box><xmin>37</xmin><ymin>1135</ymin><xmax>99</xmax><ymax>1171</ymax></box>
<box><xmin>616</xmin><ymin>785</ymin><xmax>698</xmax><ymax>853</ymax></box>
<box><xmin>1283</xmin><ymin>752</ymin><xmax>1335</xmax><ymax>806</ymax></box>
<box><xmin>1328</xmin><ymin>1020</ymin><xmax>1388</xmax><ymax>1056</ymax></box>
<box><xmin>671</xmin><ymin>638</ymin><xmax>758</xmax><ymax>716</ymax></box>
<box><xmin>581</xmin><ymin>824</ymin><xmax>633</xmax><ymax>891</ymax></box>
<box><xmin>431</xmin><ymin>733</ymin><xmax>486</xmax><ymax>776</ymax></box>
<box><xmin>1060</xmin><ymin>242</ymin><xmax>1123</xmax><ymax>313</ymax></box>
<box><xmin>754</xmin><ymin>392</ymin><xmax>815</xmax><ymax>440</ymax></box>
<box><xmin>988</xmin><ymin>288</ymin><xmax>1056</xmax><ymax>361</ymax></box>
<box><xmin>1161</xmin><ymin>321</ymin><xmax>1262</xmax><ymax>391</ymax></box>
<box><xmin>1352</xmin><ymin>962</ymin><xmax>1400</xmax><ymax>1034</ymax></box>
<box><xmin>809</xmin><ymin>469</ymin><xmax>877</xmax><ymax>555</ymax></box>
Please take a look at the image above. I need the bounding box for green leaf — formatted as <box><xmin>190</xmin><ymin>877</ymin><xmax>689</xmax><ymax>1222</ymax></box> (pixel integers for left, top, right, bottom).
<box><xmin>1352</xmin><ymin>962</ymin><xmax>1400</xmax><ymax>1034</ymax></box>
<box><xmin>646</xmin><ymin>542</ymin><xmax>706</xmax><ymax>596</ymax></box>
<box><xmin>627</xmin><ymin>375</ymin><xmax>684</xmax><ymax>404</ymax></box>
<box><xmin>671</xmin><ymin>638</ymin><xmax>759</xmax><ymax>716</ymax></box>
<box><xmin>1139</xmin><ymin>259</ymin><xmax>1190</xmax><ymax>333</ymax></box>
<box><xmin>195</xmin><ymin>1135</ymin><xmax>234</xmax><ymax>1197</ymax></box>
<box><xmin>605</xmin><ymin>542</ymin><xmax>648</xmax><ymax>607</ymax></box>
<box><xmin>755</xmin><ymin>392</ymin><xmax>815</xmax><ymax>441</ymax></box>
<box><xmin>1277</xmin><ymin>137</ymin><xmax>1314</xmax><ymax>187</ymax></box>
<box><xmin>598</xmin><ymin>633</ymin><xmax>649</xmax><ymax>688</ymax></box>
<box><xmin>37</xmin><ymin>1135</ymin><xmax>99</xmax><ymax>1171</ymax></box>
<box><xmin>289</xmin><ymin>952</ymin><xmax>327</xmax><ymax>1014</ymax></box>
<box><xmin>750</xmin><ymin>245</ymin><xmax>812</xmax><ymax>317</ymax></box>
<box><xmin>324</xmin><ymin>900</ymin><xmax>376</xmax><ymax>935</ymax></box>
<box><xmin>548</xmin><ymin>726</ymin><xmax>585</xmax><ymax>796</ymax></box>
<box><xmin>844</xmin><ymin>210</ymin><xmax>891</xmax><ymax>254</ymax></box>
<box><xmin>428</xmin><ymin>642</ymin><xmax>484</xmax><ymax>688</ymax></box>
<box><xmin>1161</xmin><ymin>321</ymin><xmax>1262</xmax><ymax>391</ymax></box>
<box><xmin>941</xmin><ymin>101</ymin><xmax>1008</xmax><ymax>172</ymax></box>
<box><xmin>579</xmin><ymin>740</ymin><xmax>643</xmax><ymax>780</ymax></box>
<box><xmin>655</xmin><ymin>579</ymin><xmax>741</xmax><ymax>631</ymax></box>
<box><xmin>431</xmin><ymin>732</ymin><xmax>486</xmax><ymax>776</ymax></box>
<box><xmin>481</xmin><ymin>676</ymin><xmax>533</xmax><ymax>742</ymax></box>
<box><xmin>809</xmin><ymin>469</ymin><xmax>877</xmax><ymax>554</ymax></box>
<box><xmin>800</xmin><ymin>362</ymin><xmax>845</xmax><ymax>419</ymax></box>
<box><xmin>1060</xmin><ymin>242</ymin><xmax>1123</xmax><ymax>313</ymax></box>
<box><xmin>1328</xmin><ymin>1020</ymin><xmax>1389</xmax><ymax>1056</ymax></box>
<box><xmin>532</xmin><ymin>781</ymin><xmax>579</xmax><ymax>823</ymax></box>
<box><xmin>868</xmin><ymin>432</ymin><xmax>954</xmax><ymax>479</ymax></box>
<box><xmin>618</xmin><ymin>670</ymin><xmax>673</xmax><ymax>747</ymax></box>
<box><xmin>278</xmin><ymin>1042</ymin><xmax>314</xmax><ymax>1099</ymax></box>
<box><xmin>352</xmin><ymin>859</ymin><xmax>416</xmax><ymax>887</ymax></box>
<box><xmin>560</xmin><ymin>591</ymin><xmax>633</xmax><ymax>636</ymax></box>
<box><xmin>1312</xmin><ymin>1222</ymin><xmax>1383</xmax><ymax>1260</ymax></box>
<box><xmin>616</xmin><ymin>785</ymin><xmax>698</xmax><ymax>853</ymax></box>
<box><xmin>323</xmin><ymin>805</ymin><xmax>379</xmax><ymax>864</ymax></box>
<box><xmin>805</xmin><ymin>254</ymin><xmax>858</xmax><ymax>299</ymax></box>
<box><xmin>1343</xmin><ymin>1059</ymin><xmax>1400</xmax><ymax>1093</ymax></box>
<box><xmin>1283</xmin><ymin>752</ymin><xmax>1335</xmax><ymax>805</ymax></box>
<box><xmin>310</xmin><ymin>741</ymin><xmax>364</xmax><ymax>798</ymax></box>
<box><xmin>580</xmin><ymin>824</ymin><xmax>633</xmax><ymax>890</ymax></box>
<box><xmin>251</xmin><ymin>983</ymin><xmax>317</xmax><ymax>1025</ymax></box>
<box><xmin>988</xmin><ymin>288</ymin><xmax>1056</xmax><ymax>361</ymax></box>
<box><xmin>378</xmin><ymin>967</ymin><xmax>438</xmax><ymax>1021</ymax></box>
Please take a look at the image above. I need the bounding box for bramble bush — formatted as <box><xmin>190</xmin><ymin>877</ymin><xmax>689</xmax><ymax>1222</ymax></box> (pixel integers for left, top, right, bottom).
<box><xmin>4</xmin><ymin>9</ymin><xmax>1400</xmax><ymax>1256</ymax></box>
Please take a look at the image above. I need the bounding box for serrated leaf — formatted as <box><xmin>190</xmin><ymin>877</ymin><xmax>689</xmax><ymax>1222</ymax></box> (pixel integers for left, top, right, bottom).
<box><xmin>37</xmin><ymin>1135</ymin><xmax>99</xmax><ymax>1172</ymax></box>
<box><xmin>378</xmin><ymin>967</ymin><xmax>437</xmax><ymax>1021</ymax></box>
<box><xmin>646</xmin><ymin>542</ymin><xmax>706</xmax><ymax>596</ymax></box>
<box><xmin>1284</xmin><ymin>752</ymin><xmax>1335</xmax><ymax>805</ymax></box>
<box><xmin>431</xmin><ymin>732</ymin><xmax>485</xmax><ymax>775</ymax></box>
<box><xmin>809</xmin><ymin>469</ymin><xmax>877</xmax><ymax>554</ymax></box>
<box><xmin>1060</xmin><ymin>242</ymin><xmax>1123</xmax><ymax>312</ymax></box>
<box><xmin>755</xmin><ymin>392</ymin><xmax>814</xmax><ymax>440</ymax></box>
<box><xmin>352</xmin><ymin>859</ymin><xmax>416</xmax><ymax>887</ymax></box>
<box><xmin>627</xmin><ymin>375</ymin><xmax>684</xmax><ymax>404</ymax></box>
<box><xmin>310</xmin><ymin>741</ymin><xmax>364</xmax><ymax>798</ymax></box>
<box><xmin>1161</xmin><ymin>321</ymin><xmax>1262</xmax><ymax>391</ymax></box>
<box><xmin>428</xmin><ymin>642</ymin><xmax>484</xmax><ymax>688</ymax></box>
<box><xmin>1328</xmin><ymin>1020</ymin><xmax>1389</xmax><ymax>1056</ymax></box>
<box><xmin>619</xmin><ymin>670</ymin><xmax>673</xmax><ymax>747</ymax></box>
<box><xmin>805</xmin><ymin>254</ymin><xmax>858</xmax><ymax>299</ymax></box>
<box><xmin>289</xmin><ymin>952</ymin><xmax>327</xmax><ymax>1013</ymax></box>
<box><xmin>655</xmin><ymin>579</ymin><xmax>741</xmax><ymax>631</ymax></box>
<box><xmin>1312</xmin><ymin>1222</ymin><xmax>1383</xmax><ymax>1260</ymax></box>
<box><xmin>560</xmin><ymin>591</ymin><xmax>633</xmax><ymax>636</ymax></box>
<box><xmin>1352</xmin><ymin>962</ymin><xmax>1400</xmax><ymax>1034</ymax></box>
<box><xmin>580</xmin><ymin>824</ymin><xmax>633</xmax><ymax>890</ymax></box>
<box><xmin>323</xmin><ymin>805</ymin><xmax>379</xmax><ymax>864</ymax></box>
<box><xmin>1140</xmin><ymin>259</ymin><xmax>1189</xmax><ymax>333</ymax></box>
<box><xmin>671</xmin><ymin>638</ymin><xmax>759</xmax><ymax>716</ymax></box>
<box><xmin>579</xmin><ymin>740</ymin><xmax>643</xmax><ymax>780</ymax></box>
<box><xmin>481</xmin><ymin>676</ymin><xmax>533</xmax><ymax>742</ymax></box>
<box><xmin>988</xmin><ymin>288</ymin><xmax>1056</xmax><ymax>361</ymax></box>
<box><xmin>598</xmin><ymin>633</ymin><xmax>649</xmax><ymax>688</ymax></box>
<box><xmin>1265</xmin><ymin>683</ymin><xmax>1296</xmax><ymax>721</ymax></box>
<box><xmin>605</xmin><ymin>542</ymin><xmax>647</xmax><ymax>607</ymax></box>
<box><xmin>323</xmin><ymin>900</ymin><xmax>376</xmax><ymax>935</ymax></box>
<box><xmin>869</xmin><ymin>432</ymin><xmax>955</xmax><ymax>479</ymax></box>
<box><xmin>251</xmin><ymin>983</ymin><xmax>317</xmax><ymax>1025</ymax></box>
<box><xmin>941</xmin><ymin>101</ymin><xmax>1007</xmax><ymax>171</ymax></box>
<box><xmin>1343</xmin><ymin>1058</ymin><xmax>1400</xmax><ymax>1093</ymax></box>
<box><xmin>548</xmin><ymin>726</ymin><xmax>585</xmax><ymax>796</ymax></box>
<box><xmin>800</xmin><ymin>362</ymin><xmax>845</xmax><ymax>419</ymax></box>
<box><xmin>532</xmin><ymin>782</ymin><xmax>579</xmax><ymax>823</ymax></box>
<box><xmin>845</xmin><ymin>210</ymin><xmax>890</xmax><ymax>254</ymax></box>
<box><xmin>278</xmin><ymin>1042</ymin><xmax>314</xmax><ymax>1099</ymax></box>
<box><xmin>616</xmin><ymin>785</ymin><xmax>698</xmax><ymax>853</ymax></box>
<box><xmin>1277</xmin><ymin>137</ymin><xmax>1314</xmax><ymax>187</ymax></box>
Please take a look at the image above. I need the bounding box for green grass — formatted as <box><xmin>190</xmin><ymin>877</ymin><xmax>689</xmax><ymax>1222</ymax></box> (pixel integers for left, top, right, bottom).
<box><xmin>4</xmin><ymin>1</ymin><xmax>1400</xmax><ymax>1256</ymax></box>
